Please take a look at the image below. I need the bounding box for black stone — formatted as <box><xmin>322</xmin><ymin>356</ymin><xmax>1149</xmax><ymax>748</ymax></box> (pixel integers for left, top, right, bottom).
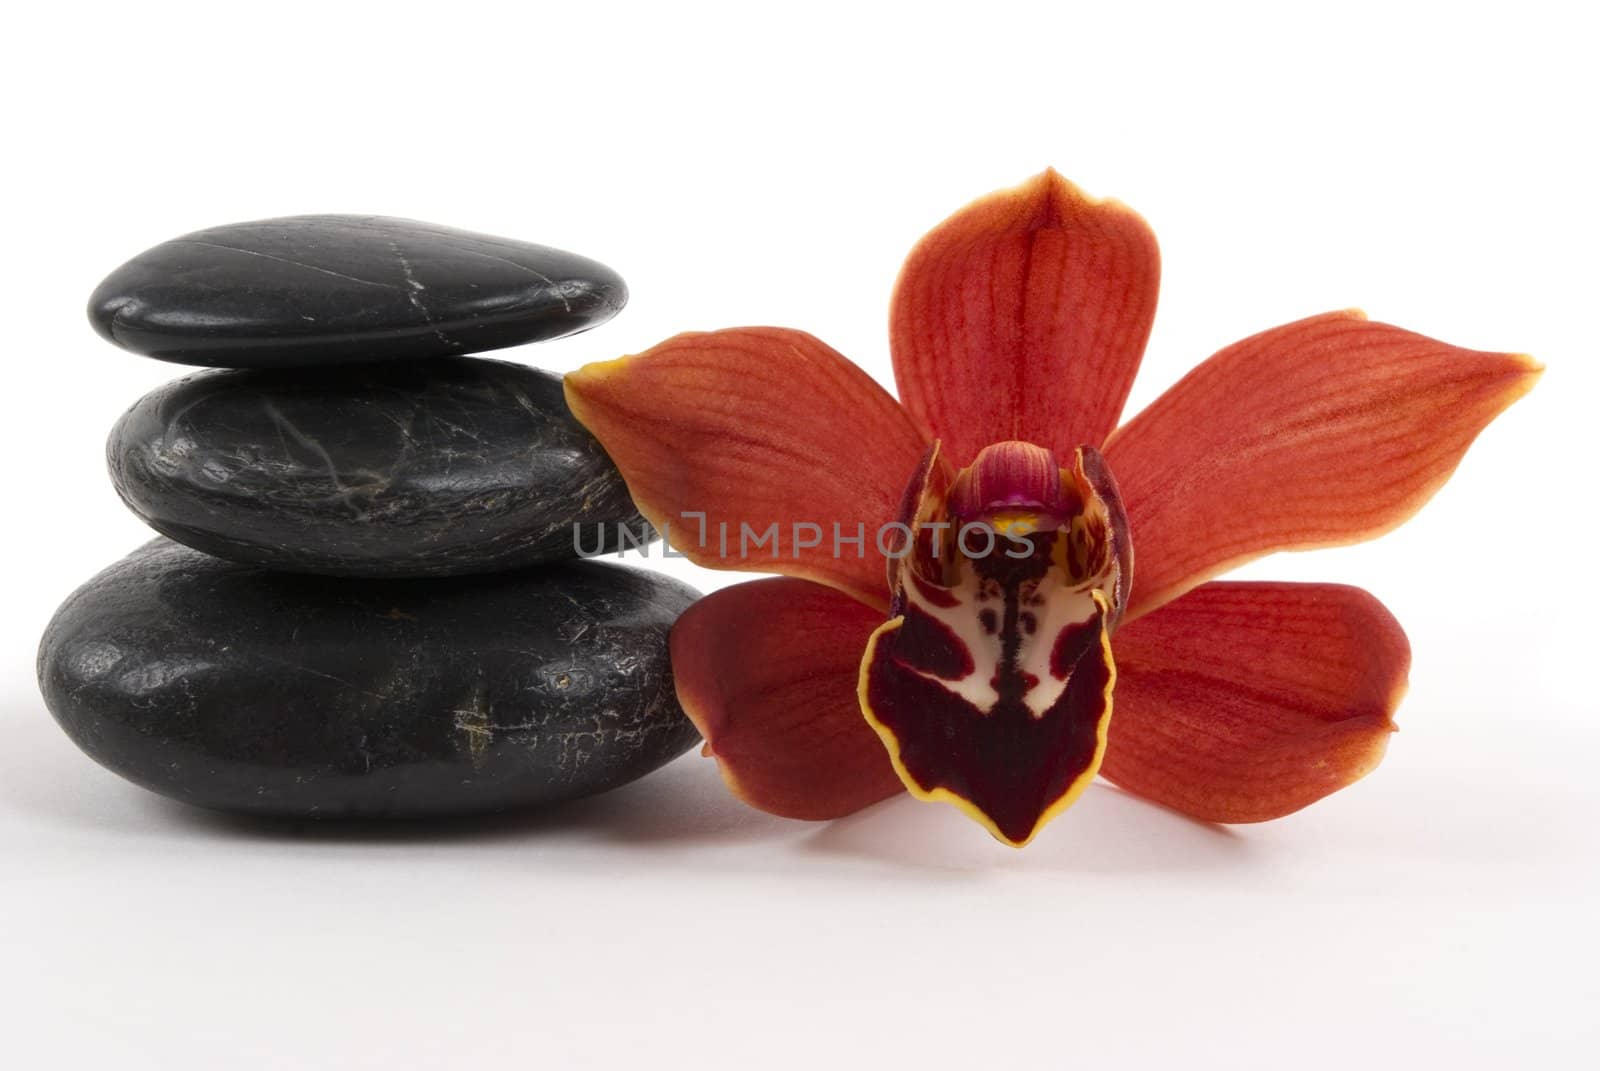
<box><xmin>37</xmin><ymin>540</ymin><xmax>701</xmax><ymax>819</ymax></box>
<box><xmin>108</xmin><ymin>358</ymin><xmax>653</xmax><ymax>577</ymax></box>
<box><xmin>88</xmin><ymin>215</ymin><xmax>627</xmax><ymax>368</ymax></box>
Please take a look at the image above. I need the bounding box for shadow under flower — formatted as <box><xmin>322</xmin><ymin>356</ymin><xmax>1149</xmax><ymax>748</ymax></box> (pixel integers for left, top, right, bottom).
<box><xmin>801</xmin><ymin>781</ymin><xmax>1259</xmax><ymax>876</ymax></box>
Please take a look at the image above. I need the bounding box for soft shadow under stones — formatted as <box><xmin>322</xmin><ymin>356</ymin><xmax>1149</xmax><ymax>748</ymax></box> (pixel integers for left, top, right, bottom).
<box><xmin>8</xmin><ymin>701</ymin><xmax>1258</xmax><ymax>870</ymax></box>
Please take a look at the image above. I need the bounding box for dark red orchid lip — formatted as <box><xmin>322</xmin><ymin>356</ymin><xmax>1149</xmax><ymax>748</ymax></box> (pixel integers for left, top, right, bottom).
<box><xmin>858</xmin><ymin>441</ymin><xmax>1131</xmax><ymax>846</ymax></box>
<box><xmin>565</xmin><ymin>169</ymin><xmax>1538</xmax><ymax>846</ymax></box>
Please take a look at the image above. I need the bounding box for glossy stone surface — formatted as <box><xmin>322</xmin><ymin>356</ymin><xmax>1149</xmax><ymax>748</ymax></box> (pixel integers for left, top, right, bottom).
<box><xmin>88</xmin><ymin>215</ymin><xmax>627</xmax><ymax>368</ymax></box>
<box><xmin>108</xmin><ymin>358</ymin><xmax>652</xmax><ymax>577</ymax></box>
<box><xmin>37</xmin><ymin>540</ymin><xmax>701</xmax><ymax>819</ymax></box>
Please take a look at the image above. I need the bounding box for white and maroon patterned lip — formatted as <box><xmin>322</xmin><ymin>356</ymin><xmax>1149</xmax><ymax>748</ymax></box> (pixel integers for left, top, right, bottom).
<box><xmin>864</xmin><ymin>441</ymin><xmax>1131</xmax><ymax>846</ymax></box>
<box><xmin>886</xmin><ymin>443</ymin><xmax>1131</xmax><ymax>721</ymax></box>
<box><xmin>898</xmin><ymin>558</ymin><xmax>1105</xmax><ymax>721</ymax></box>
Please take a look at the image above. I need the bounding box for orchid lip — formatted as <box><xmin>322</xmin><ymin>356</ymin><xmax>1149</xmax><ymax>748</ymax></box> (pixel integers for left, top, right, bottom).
<box><xmin>861</xmin><ymin>439</ymin><xmax>1133</xmax><ymax>846</ymax></box>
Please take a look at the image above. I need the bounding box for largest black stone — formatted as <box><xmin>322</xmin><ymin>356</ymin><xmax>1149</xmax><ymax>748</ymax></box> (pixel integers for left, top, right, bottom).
<box><xmin>88</xmin><ymin>215</ymin><xmax>627</xmax><ymax>367</ymax></box>
<box><xmin>37</xmin><ymin>540</ymin><xmax>701</xmax><ymax>819</ymax></box>
<box><xmin>108</xmin><ymin>358</ymin><xmax>651</xmax><ymax>577</ymax></box>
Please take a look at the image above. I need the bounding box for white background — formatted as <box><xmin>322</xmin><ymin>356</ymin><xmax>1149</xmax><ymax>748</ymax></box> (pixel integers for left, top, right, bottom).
<box><xmin>3</xmin><ymin>1</ymin><xmax>1596</xmax><ymax>1067</ymax></box>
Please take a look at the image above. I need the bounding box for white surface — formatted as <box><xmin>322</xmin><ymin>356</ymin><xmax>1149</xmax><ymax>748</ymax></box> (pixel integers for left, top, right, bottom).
<box><xmin>3</xmin><ymin>2</ymin><xmax>1597</xmax><ymax>1067</ymax></box>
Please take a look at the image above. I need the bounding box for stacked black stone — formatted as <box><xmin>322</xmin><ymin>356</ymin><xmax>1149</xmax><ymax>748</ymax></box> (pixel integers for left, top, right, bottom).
<box><xmin>37</xmin><ymin>216</ymin><xmax>701</xmax><ymax>820</ymax></box>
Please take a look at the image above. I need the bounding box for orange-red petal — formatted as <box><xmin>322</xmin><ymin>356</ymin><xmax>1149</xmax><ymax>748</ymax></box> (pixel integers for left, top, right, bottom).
<box><xmin>670</xmin><ymin>577</ymin><xmax>904</xmax><ymax>820</ymax></box>
<box><xmin>565</xmin><ymin>328</ymin><xmax>929</xmax><ymax>608</ymax></box>
<box><xmin>889</xmin><ymin>169</ymin><xmax>1160</xmax><ymax>467</ymax></box>
<box><xmin>1104</xmin><ymin>311</ymin><xmax>1540</xmax><ymax>621</ymax></box>
<box><xmin>1102</xmin><ymin>581</ymin><xmax>1410</xmax><ymax>823</ymax></box>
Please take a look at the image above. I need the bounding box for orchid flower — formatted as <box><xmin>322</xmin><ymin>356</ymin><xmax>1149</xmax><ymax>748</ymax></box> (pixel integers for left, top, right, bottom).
<box><xmin>565</xmin><ymin>171</ymin><xmax>1537</xmax><ymax>847</ymax></box>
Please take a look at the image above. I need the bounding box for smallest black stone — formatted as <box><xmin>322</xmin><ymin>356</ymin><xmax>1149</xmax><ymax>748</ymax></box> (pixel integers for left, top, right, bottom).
<box><xmin>88</xmin><ymin>215</ymin><xmax>628</xmax><ymax>368</ymax></box>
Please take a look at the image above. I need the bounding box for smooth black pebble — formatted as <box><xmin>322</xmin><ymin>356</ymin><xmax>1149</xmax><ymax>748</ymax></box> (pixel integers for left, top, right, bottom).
<box><xmin>37</xmin><ymin>540</ymin><xmax>701</xmax><ymax>819</ymax></box>
<box><xmin>88</xmin><ymin>215</ymin><xmax>627</xmax><ymax>367</ymax></box>
<box><xmin>108</xmin><ymin>358</ymin><xmax>652</xmax><ymax>577</ymax></box>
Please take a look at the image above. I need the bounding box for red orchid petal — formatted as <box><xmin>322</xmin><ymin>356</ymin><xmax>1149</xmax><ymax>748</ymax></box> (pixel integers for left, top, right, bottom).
<box><xmin>1102</xmin><ymin>581</ymin><xmax>1410</xmax><ymax>823</ymax></box>
<box><xmin>889</xmin><ymin>169</ymin><xmax>1160</xmax><ymax>467</ymax></box>
<box><xmin>671</xmin><ymin>577</ymin><xmax>904</xmax><ymax>819</ymax></box>
<box><xmin>565</xmin><ymin>328</ymin><xmax>928</xmax><ymax>608</ymax></box>
<box><xmin>1104</xmin><ymin>311</ymin><xmax>1540</xmax><ymax>621</ymax></box>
